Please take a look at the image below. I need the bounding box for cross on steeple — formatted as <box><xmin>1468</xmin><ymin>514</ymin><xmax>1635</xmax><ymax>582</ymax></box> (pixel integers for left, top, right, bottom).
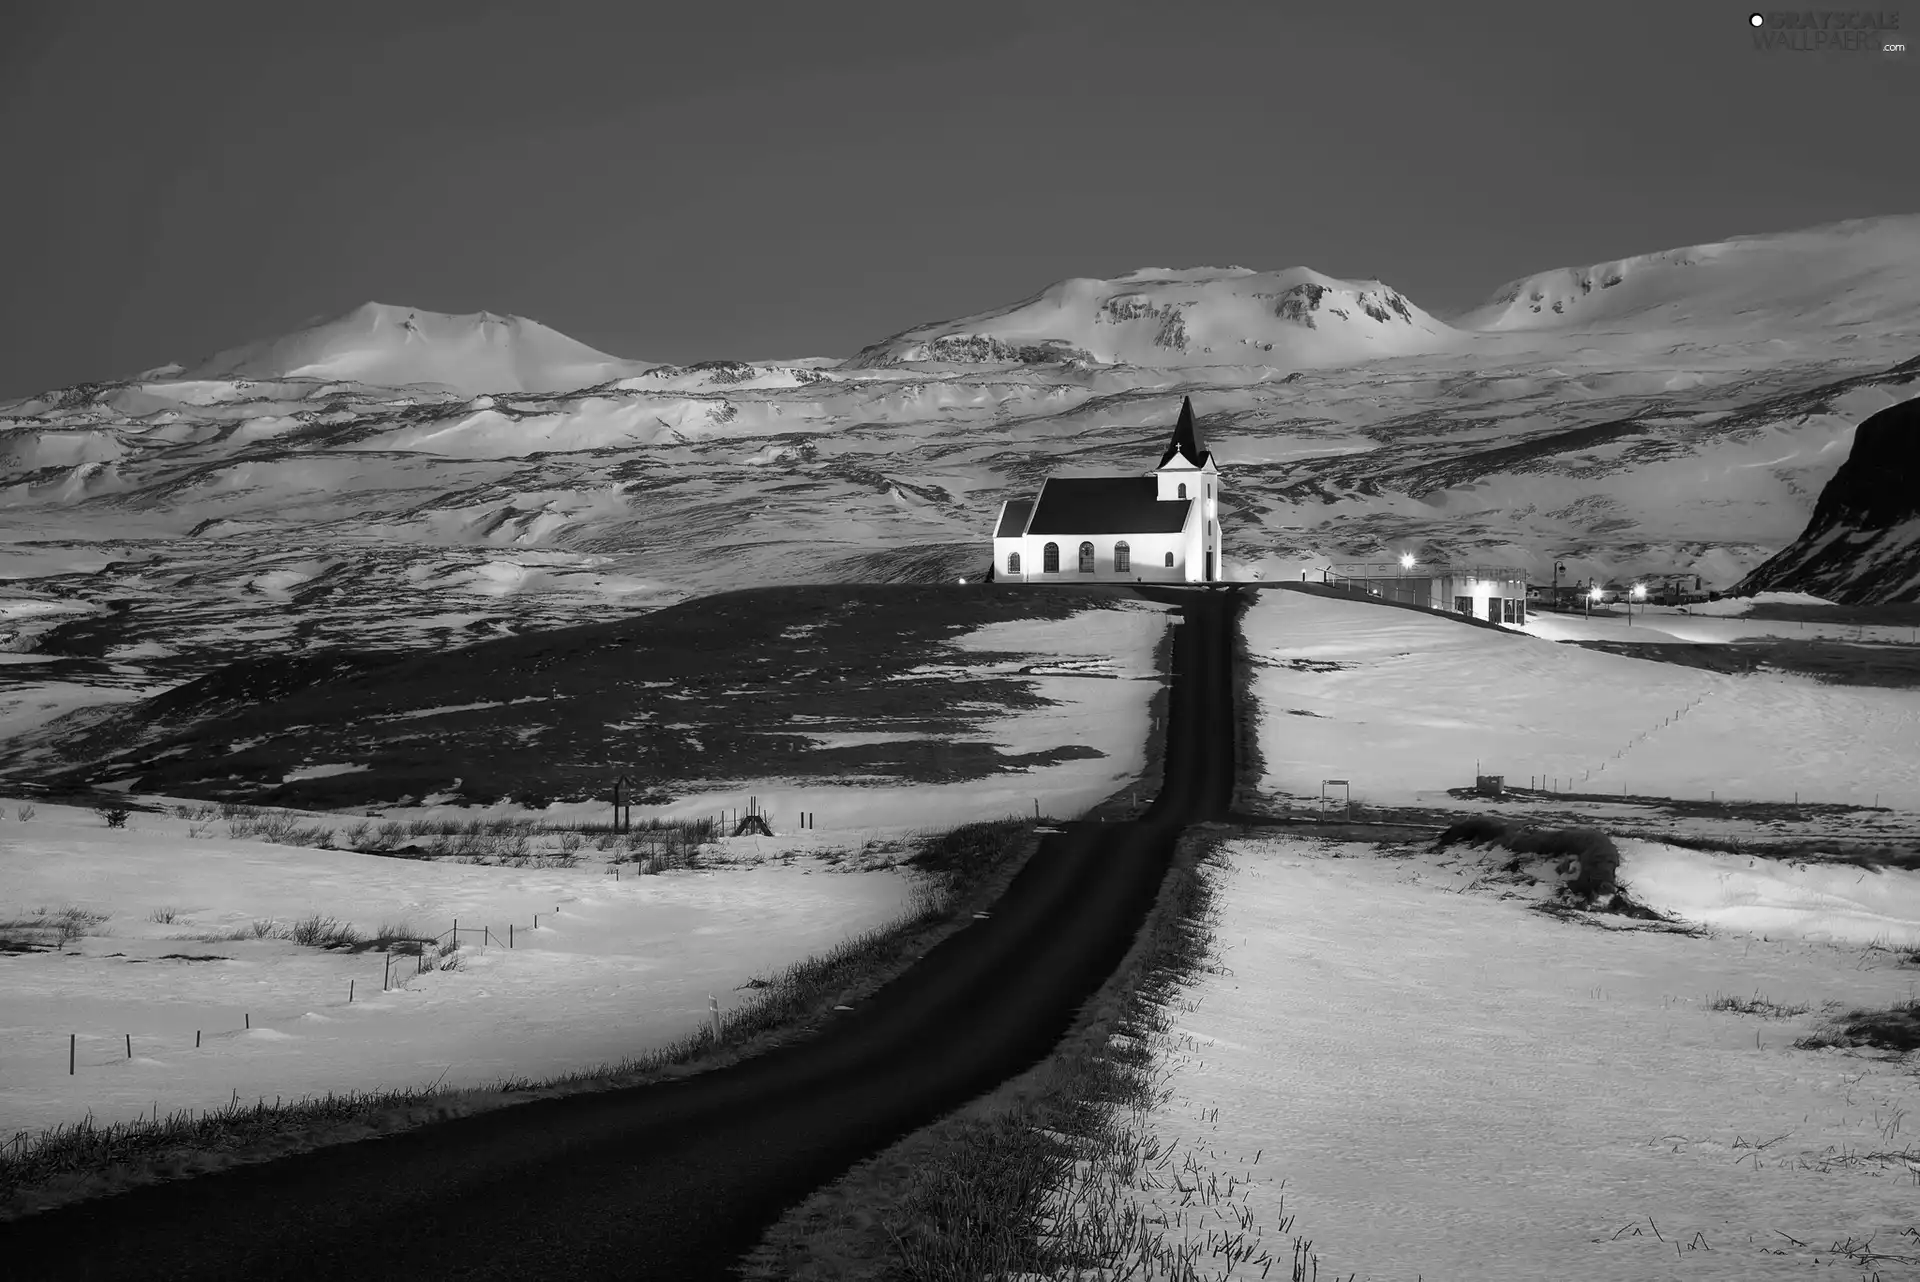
<box><xmin>1158</xmin><ymin>396</ymin><xmax>1208</xmax><ymax>469</ymax></box>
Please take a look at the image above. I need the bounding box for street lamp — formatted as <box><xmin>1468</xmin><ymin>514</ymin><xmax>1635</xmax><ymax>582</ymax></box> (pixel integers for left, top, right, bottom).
<box><xmin>1400</xmin><ymin>552</ymin><xmax>1415</xmax><ymax>571</ymax></box>
<box><xmin>1629</xmin><ymin>582</ymin><xmax>1645</xmax><ymax>624</ymax></box>
<box><xmin>1552</xmin><ymin>561</ymin><xmax>1566</xmax><ymax>612</ymax></box>
<box><xmin>1587</xmin><ymin>583</ymin><xmax>1601</xmax><ymax>619</ymax></box>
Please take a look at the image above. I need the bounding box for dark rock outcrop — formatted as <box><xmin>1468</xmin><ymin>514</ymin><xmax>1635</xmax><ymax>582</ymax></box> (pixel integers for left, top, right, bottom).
<box><xmin>1734</xmin><ymin>394</ymin><xmax>1920</xmax><ymax>603</ymax></box>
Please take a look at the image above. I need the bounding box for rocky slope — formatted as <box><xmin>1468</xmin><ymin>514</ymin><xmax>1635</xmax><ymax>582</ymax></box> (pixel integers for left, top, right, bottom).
<box><xmin>1733</xmin><ymin>391</ymin><xmax>1920</xmax><ymax>602</ymax></box>
<box><xmin>846</xmin><ymin>267</ymin><xmax>1459</xmax><ymax>370</ymax></box>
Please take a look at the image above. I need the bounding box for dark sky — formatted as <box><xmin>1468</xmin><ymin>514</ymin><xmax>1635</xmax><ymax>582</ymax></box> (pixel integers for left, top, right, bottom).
<box><xmin>2</xmin><ymin>0</ymin><xmax>1914</xmax><ymax>395</ymax></box>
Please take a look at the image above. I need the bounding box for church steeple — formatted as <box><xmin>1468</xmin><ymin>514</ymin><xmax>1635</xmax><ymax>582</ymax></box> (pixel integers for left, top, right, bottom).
<box><xmin>1157</xmin><ymin>396</ymin><xmax>1209</xmax><ymax>469</ymax></box>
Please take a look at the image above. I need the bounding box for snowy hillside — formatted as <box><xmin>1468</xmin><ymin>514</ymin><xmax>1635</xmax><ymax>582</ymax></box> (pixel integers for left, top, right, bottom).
<box><xmin>180</xmin><ymin>302</ymin><xmax>661</xmax><ymax>396</ymax></box>
<box><xmin>1</xmin><ymin>213</ymin><xmax>1919</xmax><ymax>689</ymax></box>
<box><xmin>848</xmin><ymin>267</ymin><xmax>1460</xmax><ymax>370</ymax></box>
<box><xmin>1458</xmin><ymin>214</ymin><xmax>1920</xmax><ymax>336</ymax></box>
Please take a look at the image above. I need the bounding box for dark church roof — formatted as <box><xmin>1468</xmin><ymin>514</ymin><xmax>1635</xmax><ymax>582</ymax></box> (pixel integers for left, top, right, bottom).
<box><xmin>995</xmin><ymin>499</ymin><xmax>1034</xmax><ymax>538</ymax></box>
<box><xmin>1024</xmin><ymin>477</ymin><xmax>1192</xmax><ymax>536</ymax></box>
<box><xmin>1157</xmin><ymin>396</ymin><xmax>1213</xmax><ymax>469</ymax></box>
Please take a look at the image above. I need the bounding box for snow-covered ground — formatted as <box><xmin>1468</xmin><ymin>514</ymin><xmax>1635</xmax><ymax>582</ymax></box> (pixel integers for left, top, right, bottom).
<box><xmin>0</xmin><ymin>803</ymin><xmax>916</xmax><ymax>1138</ymax></box>
<box><xmin>0</xmin><ymin>604</ymin><xmax>1169</xmax><ymax>1141</ymax></box>
<box><xmin>618</xmin><ymin>603</ymin><xmax>1172</xmax><ymax>832</ymax></box>
<box><xmin>1117</xmin><ymin>837</ymin><xmax>1920</xmax><ymax>1281</ymax></box>
<box><xmin>1244</xmin><ymin>590</ymin><xmax>1920</xmax><ymax>810</ymax></box>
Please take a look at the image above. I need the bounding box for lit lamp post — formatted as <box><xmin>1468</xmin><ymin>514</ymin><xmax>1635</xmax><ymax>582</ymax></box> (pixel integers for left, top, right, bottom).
<box><xmin>1587</xmin><ymin>583</ymin><xmax>1601</xmax><ymax>619</ymax></box>
<box><xmin>1552</xmin><ymin>560</ymin><xmax>1566</xmax><ymax>613</ymax></box>
<box><xmin>1629</xmin><ymin>582</ymin><xmax>1645</xmax><ymax>625</ymax></box>
<box><xmin>1400</xmin><ymin>552</ymin><xmax>1415</xmax><ymax>570</ymax></box>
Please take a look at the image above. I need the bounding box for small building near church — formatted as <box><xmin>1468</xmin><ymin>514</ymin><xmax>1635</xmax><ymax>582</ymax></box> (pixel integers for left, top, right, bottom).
<box><xmin>992</xmin><ymin>397</ymin><xmax>1224</xmax><ymax>584</ymax></box>
<box><xmin>1323</xmin><ymin>562</ymin><xmax>1531</xmax><ymax>627</ymax></box>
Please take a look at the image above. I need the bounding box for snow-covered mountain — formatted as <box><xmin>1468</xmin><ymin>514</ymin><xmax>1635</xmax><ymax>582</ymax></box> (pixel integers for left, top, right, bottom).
<box><xmin>1733</xmin><ymin>391</ymin><xmax>1920</xmax><ymax>602</ymax></box>
<box><xmin>848</xmin><ymin>267</ymin><xmax>1459</xmax><ymax>370</ymax></box>
<box><xmin>1458</xmin><ymin>215</ymin><xmax>1920</xmax><ymax>335</ymax></box>
<box><xmin>181</xmin><ymin>302</ymin><xmax>661</xmax><ymax>396</ymax></box>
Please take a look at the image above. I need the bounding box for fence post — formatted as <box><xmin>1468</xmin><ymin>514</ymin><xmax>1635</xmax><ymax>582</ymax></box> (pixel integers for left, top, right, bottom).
<box><xmin>197</xmin><ymin>1030</ymin><xmax>201</xmax><ymax>1048</ymax></box>
<box><xmin>70</xmin><ymin>1033</ymin><xmax>74</xmax><ymax>1075</ymax></box>
<box><xmin>709</xmin><ymin>994</ymin><xmax>721</xmax><ymax>1042</ymax></box>
<box><xmin>126</xmin><ymin>1033</ymin><xmax>131</xmax><ymax>1059</ymax></box>
<box><xmin>510</xmin><ymin>923</ymin><xmax>514</xmax><ymax>948</ymax></box>
<box><xmin>349</xmin><ymin>980</ymin><xmax>355</xmax><ymax>1003</ymax></box>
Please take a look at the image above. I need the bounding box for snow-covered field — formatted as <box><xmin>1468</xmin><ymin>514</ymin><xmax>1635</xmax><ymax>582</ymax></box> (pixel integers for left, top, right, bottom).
<box><xmin>0</xmin><ymin>603</ymin><xmax>1169</xmax><ymax>1142</ymax></box>
<box><xmin>617</xmin><ymin>603</ymin><xmax>1172</xmax><ymax>832</ymax></box>
<box><xmin>1244</xmin><ymin>589</ymin><xmax>1920</xmax><ymax>811</ymax></box>
<box><xmin>0</xmin><ymin>804</ymin><xmax>916</xmax><ymax>1138</ymax></box>
<box><xmin>1522</xmin><ymin>600</ymin><xmax>1920</xmax><ymax>647</ymax></box>
<box><xmin>1120</xmin><ymin>837</ymin><xmax>1920</xmax><ymax>1281</ymax></box>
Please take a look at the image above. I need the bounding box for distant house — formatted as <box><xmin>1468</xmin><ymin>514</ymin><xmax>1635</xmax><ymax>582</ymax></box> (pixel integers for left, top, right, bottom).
<box><xmin>1526</xmin><ymin>582</ymin><xmax>1583</xmax><ymax>611</ymax></box>
<box><xmin>993</xmin><ymin>397</ymin><xmax>1224</xmax><ymax>584</ymax></box>
<box><xmin>1648</xmin><ymin>573</ymin><xmax>1708</xmax><ymax>605</ymax></box>
<box><xmin>1323</xmin><ymin>562</ymin><xmax>1530</xmax><ymax>627</ymax></box>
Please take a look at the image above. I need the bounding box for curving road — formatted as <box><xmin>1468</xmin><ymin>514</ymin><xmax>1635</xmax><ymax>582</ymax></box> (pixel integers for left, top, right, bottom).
<box><xmin>10</xmin><ymin>587</ymin><xmax>1238</xmax><ymax>1281</ymax></box>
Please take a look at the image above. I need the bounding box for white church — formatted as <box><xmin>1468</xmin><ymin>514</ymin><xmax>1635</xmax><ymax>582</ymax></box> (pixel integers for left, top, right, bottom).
<box><xmin>993</xmin><ymin>397</ymin><xmax>1223</xmax><ymax>584</ymax></box>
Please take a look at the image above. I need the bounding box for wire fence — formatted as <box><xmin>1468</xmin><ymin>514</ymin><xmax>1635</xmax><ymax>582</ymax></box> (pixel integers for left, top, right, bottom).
<box><xmin>51</xmin><ymin>904</ymin><xmax>574</xmax><ymax>1082</ymax></box>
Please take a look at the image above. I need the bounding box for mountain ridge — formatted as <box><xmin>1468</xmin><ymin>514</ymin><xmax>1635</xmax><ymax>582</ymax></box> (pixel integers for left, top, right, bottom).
<box><xmin>179</xmin><ymin>302</ymin><xmax>663</xmax><ymax>397</ymax></box>
<box><xmin>107</xmin><ymin>212</ymin><xmax>1920</xmax><ymax>398</ymax></box>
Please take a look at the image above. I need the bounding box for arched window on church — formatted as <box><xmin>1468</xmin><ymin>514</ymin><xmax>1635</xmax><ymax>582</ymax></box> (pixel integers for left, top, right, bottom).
<box><xmin>1164</xmin><ymin>551</ymin><xmax>1174</xmax><ymax>568</ymax></box>
<box><xmin>1078</xmin><ymin>541</ymin><xmax>1095</xmax><ymax>573</ymax></box>
<box><xmin>1114</xmin><ymin>541</ymin><xmax>1130</xmax><ymax>573</ymax></box>
<box><xmin>1007</xmin><ymin>551</ymin><xmax>1021</xmax><ymax>575</ymax></box>
<box><xmin>1178</xmin><ymin>483</ymin><xmax>1187</xmax><ymax>499</ymax></box>
<box><xmin>1043</xmin><ymin>542</ymin><xmax>1060</xmax><ymax>573</ymax></box>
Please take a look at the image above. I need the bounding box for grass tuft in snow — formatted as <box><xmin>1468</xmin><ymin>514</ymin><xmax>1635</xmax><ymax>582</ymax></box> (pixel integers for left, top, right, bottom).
<box><xmin>0</xmin><ymin>1087</ymin><xmax>461</xmax><ymax>1209</ymax></box>
<box><xmin>146</xmin><ymin>907</ymin><xmax>180</xmax><ymax>924</ymax></box>
<box><xmin>1436</xmin><ymin>816</ymin><xmax>1622</xmax><ymax>900</ymax></box>
<box><xmin>0</xmin><ymin>907</ymin><xmax>109</xmax><ymax>953</ymax></box>
<box><xmin>414</xmin><ymin>938</ymin><xmax>464</xmax><ymax>973</ymax></box>
<box><xmin>282</xmin><ymin>914</ymin><xmax>360</xmax><ymax>949</ymax></box>
<box><xmin>15</xmin><ymin>804</ymin><xmax>35</xmax><ymax>821</ymax></box>
<box><xmin>1797</xmin><ymin>998</ymin><xmax>1920</xmax><ymax>1052</ymax></box>
<box><xmin>372</xmin><ymin>919</ymin><xmax>419</xmax><ymax>947</ymax></box>
<box><xmin>1708</xmin><ymin>992</ymin><xmax>1812</xmax><ymax>1019</ymax></box>
<box><xmin>226</xmin><ymin>811</ymin><xmax>335</xmax><ymax>849</ymax></box>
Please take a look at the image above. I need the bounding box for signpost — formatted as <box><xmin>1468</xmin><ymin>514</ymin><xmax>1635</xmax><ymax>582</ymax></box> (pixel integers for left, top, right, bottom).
<box><xmin>1321</xmin><ymin>779</ymin><xmax>1351</xmax><ymax>817</ymax></box>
